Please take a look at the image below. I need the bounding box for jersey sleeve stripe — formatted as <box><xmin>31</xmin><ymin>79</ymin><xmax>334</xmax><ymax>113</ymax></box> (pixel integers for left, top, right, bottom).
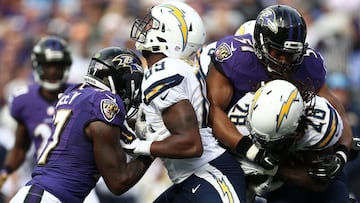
<box><xmin>143</xmin><ymin>74</ymin><xmax>184</xmax><ymax>105</ymax></box>
<box><xmin>313</xmin><ymin>103</ymin><xmax>339</xmax><ymax>149</ymax></box>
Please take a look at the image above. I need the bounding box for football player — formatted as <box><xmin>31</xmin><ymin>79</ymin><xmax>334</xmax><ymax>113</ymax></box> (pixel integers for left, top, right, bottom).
<box><xmin>205</xmin><ymin>4</ymin><xmax>352</xmax><ymax>202</ymax></box>
<box><xmin>9</xmin><ymin>47</ymin><xmax>152</xmax><ymax>203</ymax></box>
<box><xmin>228</xmin><ymin>79</ymin><xmax>345</xmax><ymax>202</ymax></box>
<box><xmin>129</xmin><ymin>1</ymin><xmax>247</xmax><ymax>202</ymax></box>
<box><xmin>0</xmin><ymin>36</ymin><xmax>102</xmax><ymax>202</ymax></box>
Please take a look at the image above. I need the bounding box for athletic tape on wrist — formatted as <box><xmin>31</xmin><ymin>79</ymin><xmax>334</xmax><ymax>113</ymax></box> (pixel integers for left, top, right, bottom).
<box><xmin>246</xmin><ymin>145</ymin><xmax>260</xmax><ymax>161</ymax></box>
<box><xmin>134</xmin><ymin>140</ymin><xmax>153</xmax><ymax>156</ymax></box>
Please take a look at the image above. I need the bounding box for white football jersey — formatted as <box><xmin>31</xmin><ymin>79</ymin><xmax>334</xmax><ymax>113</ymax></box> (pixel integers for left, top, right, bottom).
<box><xmin>194</xmin><ymin>41</ymin><xmax>216</xmax><ymax>74</ymax></box>
<box><xmin>141</xmin><ymin>57</ymin><xmax>225</xmax><ymax>184</ymax></box>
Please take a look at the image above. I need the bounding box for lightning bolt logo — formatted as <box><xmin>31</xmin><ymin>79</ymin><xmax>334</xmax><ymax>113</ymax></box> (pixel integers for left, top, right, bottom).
<box><xmin>162</xmin><ymin>4</ymin><xmax>188</xmax><ymax>51</ymax></box>
<box><xmin>208</xmin><ymin>171</ymin><xmax>234</xmax><ymax>203</ymax></box>
<box><xmin>216</xmin><ymin>177</ymin><xmax>234</xmax><ymax>203</ymax></box>
<box><xmin>250</xmin><ymin>86</ymin><xmax>265</xmax><ymax>113</ymax></box>
<box><xmin>277</xmin><ymin>89</ymin><xmax>299</xmax><ymax>132</ymax></box>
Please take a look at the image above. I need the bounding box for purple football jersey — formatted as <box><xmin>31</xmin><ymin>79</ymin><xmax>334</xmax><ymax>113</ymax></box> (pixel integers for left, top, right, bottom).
<box><xmin>27</xmin><ymin>84</ymin><xmax>126</xmax><ymax>203</ymax></box>
<box><xmin>10</xmin><ymin>84</ymin><xmax>60</xmax><ymax>159</ymax></box>
<box><xmin>212</xmin><ymin>34</ymin><xmax>326</xmax><ymax>111</ymax></box>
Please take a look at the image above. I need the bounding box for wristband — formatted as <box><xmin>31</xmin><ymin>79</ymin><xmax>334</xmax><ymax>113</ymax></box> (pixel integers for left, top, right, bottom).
<box><xmin>236</xmin><ymin>136</ymin><xmax>259</xmax><ymax>160</ymax></box>
<box><xmin>134</xmin><ymin>140</ymin><xmax>153</xmax><ymax>156</ymax></box>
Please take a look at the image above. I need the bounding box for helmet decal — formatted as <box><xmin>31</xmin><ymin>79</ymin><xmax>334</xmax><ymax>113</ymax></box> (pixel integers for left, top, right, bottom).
<box><xmin>112</xmin><ymin>54</ymin><xmax>139</xmax><ymax>71</ymax></box>
<box><xmin>84</xmin><ymin>47</ymin><xmax>143</xmax><ymax>118</ymax></box>
<box><xmin>162</xmin><ymin>4</ymin><xmax>188</xmax><ymax>51</ymax></box>
<box><xmin>277</xmin><ymin>88</ymin><xmax>299</xmax><ymax>132</ymax></box>
<box><xmin>258</xmin><ymin>9</ymin><xmax>278</xmax><ymax>34</ymax></box>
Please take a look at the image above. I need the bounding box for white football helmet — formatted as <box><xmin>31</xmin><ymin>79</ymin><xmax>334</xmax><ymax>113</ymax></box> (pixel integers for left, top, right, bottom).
<box><xmin>247</xmin><ymin>80</ymin><xmax>305</xmax><ymax>150</ymax></box>
<box><xmin>130</xmin><ymin>1</ymin><xmax>206</xmax><ymax>59</ymax></box>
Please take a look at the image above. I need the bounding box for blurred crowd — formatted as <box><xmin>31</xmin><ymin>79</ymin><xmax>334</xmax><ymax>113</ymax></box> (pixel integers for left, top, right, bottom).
<box><xmin>0</xmin><ymin>0</ymin><xmax>360</xmax><ymax>202</ymax></box>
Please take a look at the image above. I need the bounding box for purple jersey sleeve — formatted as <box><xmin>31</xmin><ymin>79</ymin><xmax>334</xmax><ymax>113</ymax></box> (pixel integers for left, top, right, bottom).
<box><xmin>211</xmin><ymin>34</ymin><xmax>326</xmax><ymax>111</ymax></box>
<box><xmin>27</xmin><ymin>84</ymin><xmax>126</xmax><ymax>203</ymax></box>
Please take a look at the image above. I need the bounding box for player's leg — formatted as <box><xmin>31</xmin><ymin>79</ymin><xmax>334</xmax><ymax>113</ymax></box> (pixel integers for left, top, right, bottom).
<box><xmin>154</xmin><ymin>151</ymin><xmax>246</xmax><ymax>203</ymax></box>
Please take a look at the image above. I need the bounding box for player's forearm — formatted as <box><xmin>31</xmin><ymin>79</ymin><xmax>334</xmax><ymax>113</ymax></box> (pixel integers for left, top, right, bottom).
<box><xmin>276</xmin><ymin>163</ymin><xmax>328</xmax><ymax>192</ymax></box>
<box><xmin>3</xmin><ymin>148</ymin><xmax>27</xmax><ymax>174</ymax></box>
<box><xmin>106</xmin><ymin>155</ymin><xmax>152</xmax><ymax>195</ymax></box>
<box><xmin>337</xmin><ymin>116</ymin><xmax>353</xmax><ymax>151</ymax></box>
<box><xmin>149</xmin><ymin>133</ymin><xmax>203</xmax><ymax>158</ymax></box>
<box><xmin>209</xmin><ymin>105</ymin><xmax>243</xmax><ymax>150</ymax></box>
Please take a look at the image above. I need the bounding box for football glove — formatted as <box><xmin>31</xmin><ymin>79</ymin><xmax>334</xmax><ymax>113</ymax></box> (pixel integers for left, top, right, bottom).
<box><xmin>236</xmin><ymin>136</ymin><xmax>279</xmax><ymax>170</ymax></box>
<box><xmin>308</xmin><ymin>145</ymin><xmax>348</xmax><ymax>180</ymax></box>
<box><xmin>250</xmin><ymin>176</ymin><xmax>283</xmax><ymax>196</ymax></box>
<box><xmin>120</xmin><ymin>131</ymin><xmax>140</xmax><ymax>150</ymax></box>
<box><xmin>120</xmin><ymin>132</ymin><xmax>152</xmax><ymax>156</ymax></box>
<box><xmin>240</xmin><ymin>158</ymin><xmax>279</xmax><ymax>176</ymax></box>
<box><xmin>350</xmin><ymin>137</ymin><xmax>360</xmax><ymax>161</ymax></box>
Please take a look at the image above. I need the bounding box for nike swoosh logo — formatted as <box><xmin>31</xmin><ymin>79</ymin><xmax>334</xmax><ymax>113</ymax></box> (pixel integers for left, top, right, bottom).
<box><xmin>230</xmin><ymin>42</ymin><xmax>237</xmax><ymax>51</ymax></box>
<box><xmin>357</xmin><ymin>141</ymin><xmax>360</xmax><ymax>148</ymax></box>
<box><xmin>160</xmin><ymin>91</ymin><xmax>170</xmax><ymax>100</ymax></box>
<box><xmin>264</xmin><ymin>157</ymin><xmax>275</xmax><ymax>166</ymax></box>
<box><xmin>122</xmin><ymin>132</ymin><xmax>134</xmax><ymax>141</ymax></box>
<box><xmin>191</xmin><ymin>184</ymin><xmax>201</xmax><ymax>193</ymax></box>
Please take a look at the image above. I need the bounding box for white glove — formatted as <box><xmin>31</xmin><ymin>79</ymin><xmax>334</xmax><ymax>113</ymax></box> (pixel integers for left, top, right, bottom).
<box><xmin>250</xmin><ymin>176</ymin><xmax>283</xmax><ymax>196</ymax></box>
<box><xmin>122</xmin><ymin>127</ymin><xmax>172</xmax><ymax>156</ymax></box>
<box><xmin>120</xmin><ymin>132</ymin><xmax>140</xmax><ymax>150</ymax></box>
<box><xmin>239</xmin><ymin>158</ymin><xmax>279</xmax><ymax>176</ymax></box>
<box><xmin>120</xmin><ymin>135</ymin><xmax>152</xmax><ymax>156</ymax></box>
<box><xmin>146</xmin><ymin>126</ymin><xmax>171</xmax><ymax>141</ymax></box>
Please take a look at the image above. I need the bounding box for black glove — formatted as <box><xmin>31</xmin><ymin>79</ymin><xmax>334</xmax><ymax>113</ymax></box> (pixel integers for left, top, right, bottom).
<box><xmin>236</xmin><ymin>136</ymin><xmax>279</xmax><ymax>170</ymax></box>
<box><xmin>350</xmin><ymin>137</ymin><xmax>360</xmax><ymax>161</ymax></box>
<box><xmin>308</xmin><ymin>145</ymin><xmax>348</xmax><ymax>180</ymax></box>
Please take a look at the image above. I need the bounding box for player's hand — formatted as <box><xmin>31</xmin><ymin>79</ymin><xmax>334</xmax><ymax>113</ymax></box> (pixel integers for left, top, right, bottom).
<box><xmin>308</xmin><ymin>154</ymin><xmax>345</xmax><ymax>180</ymax></box>
<box><xmin>236</xmin><ymin>136</ymin><xmax>279</xmax><ymax>170</ymax></box>
<box><xmin>0</xmin><ymin>169</ymin><xmax>8</xmax><ymax>189</ymax></box>
<box><xmin>120</xmin><ymin>133</ymin><xmax>152</xmax><ymax>156</ymax></box>
<box><xmin>308</xmin><ymin>145</ymin><xmax>348</xmax><ymax>180</ymax></box>
<box><xmin>254</xmin><ymin>149</ymin><xmax>279</xmax><ymax>170</ymax></box>
<box><xmin>120</xmin><ymin>131</ymin><xmax>140</xmax><ymax>150</ymax></box>
<box><xmin>350</xmin><ymin>137</ymin><xmax>360</xmax><ymax>161</ymax></box>
<box><xmin>250</xmin><ymin>176</ymin><xmax>283</xmax><ymax>196</ymax></box>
